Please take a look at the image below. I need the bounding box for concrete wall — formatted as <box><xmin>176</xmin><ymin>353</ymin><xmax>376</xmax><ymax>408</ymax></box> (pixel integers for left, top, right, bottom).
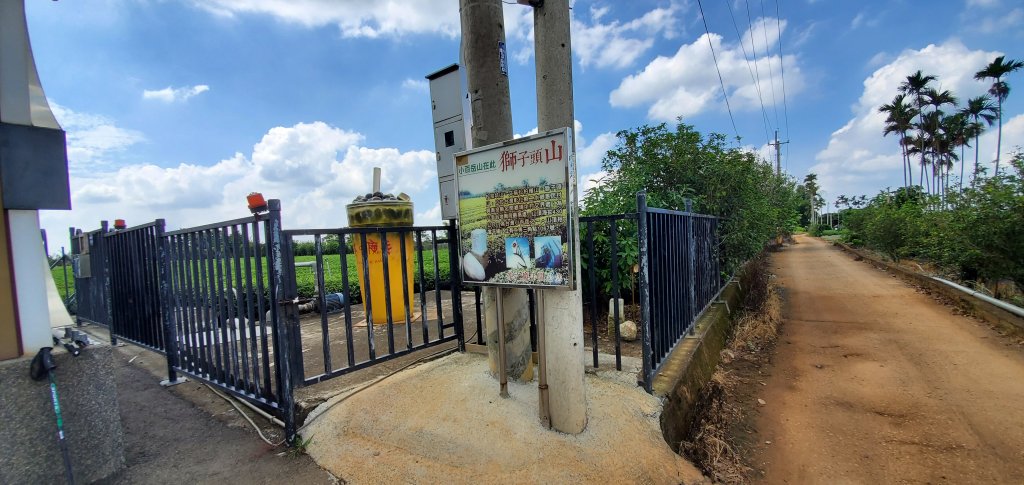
<box><xmin>0</xmin><ymin>345</ymin><xmax>125</xmax><ymax>484</ymax></box>
<box><xmin>0</xmin><ymin>186</ymin><xmax>20</xmax><ymax>360</ymax></box>
<box><xmin>9</xmin><ymin>209</ymin><xmax>52</xmax><ymax>353</ymax></box>
<box><xmin>654</xmin><ymin>273</ymin><xmax>746</xmax><ymax>451</ymax></box>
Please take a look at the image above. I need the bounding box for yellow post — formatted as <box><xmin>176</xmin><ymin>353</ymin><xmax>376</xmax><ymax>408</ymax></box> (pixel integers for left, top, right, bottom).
<box><xmin>352</xmin><ymin>232</ymin><xmax>415</xmax><ymax>324</ymax></box>
<box><xmin>347</xmin><ymin>199</ymin><xmax>416</xmax><ymax>325</ymax></box>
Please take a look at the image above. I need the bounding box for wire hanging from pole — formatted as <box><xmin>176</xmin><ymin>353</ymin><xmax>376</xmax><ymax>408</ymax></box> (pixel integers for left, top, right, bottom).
<box><xmin>744</xmin><ymin>0</ymin><xmax>770</xmax><ymax>134</ymax></box>
<box><xmin>760</xmin><ymin>0</ymin><xmax>781</xmax><ymax>131</ymax></box>
<box><xmin>725</xmin><ymin>0</ymin><xmax>772</xmax><ymax>146</ymax></box>
<box><xmin>696</xmin><ymin>0</ymin><xmax>741</xmax><ymax>143</ymax></box>
<box><xmin>775</xmin><ymin>0</ymin><xmax>791</xmax><ymax>171</ymax></box>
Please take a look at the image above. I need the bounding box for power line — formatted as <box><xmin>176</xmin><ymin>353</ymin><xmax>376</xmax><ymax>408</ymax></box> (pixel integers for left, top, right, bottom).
<box><xmin>744</xmin><ymin>0</ymin><xmax>769</xmax><ymax>134</ymax></box>
<box><xmin>696</xmin><ymin>0</ymin><xmax>741</xmax><ymax>142</ymax></box>
<box><xmin>775</xmin><ymin>0</ymin><xmax>791</xmax><ymax>172</ymax></box>
<box><xmin>724</xmin><ymin>0</ymin><xmax>772</xmax><ymax>146</ymax></box>
<box><xmin>760</xmin><ymin>0</ymin><xmax>781</xmax><ymax>130</ymax></box>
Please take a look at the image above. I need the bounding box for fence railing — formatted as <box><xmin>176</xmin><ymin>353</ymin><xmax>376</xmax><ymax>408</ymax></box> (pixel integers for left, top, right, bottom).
<box><xmin>70</xmin><ymin>224</ymin><xmax>110</xmax><ymax>327</ymax></box>
<box><xmin>637</xmin><ymin>193</ymin><xmax>724</xmax><ymax>391</ymax></box>
<box><xmin>163</xmin><ymin>205</ymin><xmax>296</xmax><ymax>426</ymax></box>
<box><xmin>580</xmin><ymin>213</ymin><xmax>639</xmax><ymax>372</ymax></box>
<box><xmin>67</xmin><ymin>191</ymin><xmax>724</xmax><ymax>437</ymax></box>
<box><xmin>105</xmin><ymin>219</ymin><xmax>166</xmax><ymax>353</ymax></box>
<box><xmin>281</xmin><ymin>225</ymin><xmax>464</xmax><ymax>386</ymax></box>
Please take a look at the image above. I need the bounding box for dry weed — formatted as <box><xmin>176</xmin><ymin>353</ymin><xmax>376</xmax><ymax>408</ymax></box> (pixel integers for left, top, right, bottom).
<box><xmin>681</xmin><ymin>255</ymin><xmax>785</xmax><ymax>483</ymax></box>
<box><xmin>730</xmin><ymin>280</ymin><xmax>782</xmax><ymax>354</ymax></box>
<box><xmin>680</xmin><ymin>370</ymin><xmax>749</xmax><ymax>484</ymax></box>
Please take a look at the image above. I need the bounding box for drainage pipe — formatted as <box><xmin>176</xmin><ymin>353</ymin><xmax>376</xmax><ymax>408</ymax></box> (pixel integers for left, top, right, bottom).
<box><xmin>930</xmin><ymin>276</ymin><xmax>1024</xmax><ymax>319</ymax></box>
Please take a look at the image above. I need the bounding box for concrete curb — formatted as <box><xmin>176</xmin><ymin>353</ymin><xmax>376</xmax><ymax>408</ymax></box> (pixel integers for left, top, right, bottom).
<box><xmin>833</xmin><ymin>242</ymin><xmax>1024</xmax><ymax>335</ymax></box>
<box><xmin>654</xmin><ymin>276</ymin><xmax>746</xmax><ymax>452</ymax></box>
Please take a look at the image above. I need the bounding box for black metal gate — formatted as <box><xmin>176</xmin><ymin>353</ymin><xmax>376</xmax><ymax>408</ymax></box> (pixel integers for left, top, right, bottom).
<box><xmin>105</xmin><ymin>220</ymin><xmax>166</xmax><ymax>352</ymax></box>
<box><xmin>280</xmin><ymin>224</ymin><xmax>465</xmax><ymax>386</ymax></box>
<box><xmin>70</xmin><ymin>224</ymin><xmax>110</xmax><ymax>327</ymax></box>
<box><xmin>162</xmin><ymin>200</ymin><xmax>298</xmax><ymax>437</ymax></box>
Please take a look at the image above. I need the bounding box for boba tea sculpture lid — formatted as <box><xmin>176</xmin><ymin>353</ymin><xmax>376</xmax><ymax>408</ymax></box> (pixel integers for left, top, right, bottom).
<box><xmin>346</xmin><ymin>167</ymin><xmax>414</xmax><ymax>227</ymax></box>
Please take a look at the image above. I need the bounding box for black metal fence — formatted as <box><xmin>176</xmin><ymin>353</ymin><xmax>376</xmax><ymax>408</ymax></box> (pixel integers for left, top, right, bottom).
<box><xmin>580</xmin><ymin>213</ymin><xmax>639</xmax><ymax>372</ymax></box>
<box><xmin>69</xmin><ymin>200</ymin><xmax>469</xmax><ymax>443</ymax></box>
<box><xmin>67</xmin><ymin>191</ymin><xmax>723</xmax><ymax>437</ymax></box>
<box><xmin>69</xmin><ymin>224</ymin><xmax>110</xmax><ymax>327</ymax></box>
<box><xmin>637</xmin><ymin>192</ymin><xmax>724</xmax><ymax>391</ymax></box>
<box><xmin>163</xmin><ymin>202</ymin><xmax>299</xmax><ymax>434</ymax></box>
<box><xmin>105</xmin><ymin>220</ymin><xmax>166</xmax><ymax>353</ymax></box>
<box><xmin>281</xmin><ymin>225</ymin><xmax>464</xmax><ymax>385</ymax></box>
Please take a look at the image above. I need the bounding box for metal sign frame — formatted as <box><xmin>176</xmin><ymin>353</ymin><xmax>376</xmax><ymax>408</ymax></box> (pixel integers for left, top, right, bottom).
<box><xmin>453</xmin><ymin>127</ymin><xmax>577</xmax><ymax>291</ymax></box>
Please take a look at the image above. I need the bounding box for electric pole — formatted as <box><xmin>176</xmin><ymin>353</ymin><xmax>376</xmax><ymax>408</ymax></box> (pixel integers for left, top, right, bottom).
<box><xmin>459</xmin><ymin>0</ymin><xmax>535</xmax><ymax>385</ymax></box>
<box><xmin>534</xmin><ymin>0</ymin><xmax>587</xmax><ymax>434</ymax></box>
<box><xmin>769</xmin><ymin>129</ymin><xmax>789</xmax><ymax>175</ymax></box>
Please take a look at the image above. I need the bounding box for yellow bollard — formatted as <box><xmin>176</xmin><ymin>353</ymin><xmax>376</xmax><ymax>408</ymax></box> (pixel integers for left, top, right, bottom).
<box><xmin>347</xmin><ymin>200</ymin><xmax>415</xmax><ymax>325</ymax></box>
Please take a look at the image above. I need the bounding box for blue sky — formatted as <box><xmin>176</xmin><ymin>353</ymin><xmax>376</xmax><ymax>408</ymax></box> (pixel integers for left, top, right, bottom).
<box><xmin>26</xmin><ymin>0</ymin><xmax>1024</xmax><ymax>252</ymax></box>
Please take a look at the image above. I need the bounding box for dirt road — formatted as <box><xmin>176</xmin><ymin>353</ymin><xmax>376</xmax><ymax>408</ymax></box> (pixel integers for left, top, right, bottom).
<box><xmin>752</xmin><ymin>235</ymin><xmax>1024</xmax><ymax>484</ymax></box>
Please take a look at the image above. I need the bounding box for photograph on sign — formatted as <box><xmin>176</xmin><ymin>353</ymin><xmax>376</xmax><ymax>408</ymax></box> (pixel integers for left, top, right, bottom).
<box><xmin>454</xmin><ymin>129</ymin><xmax>575</xmax><ymax>289</ymax></box>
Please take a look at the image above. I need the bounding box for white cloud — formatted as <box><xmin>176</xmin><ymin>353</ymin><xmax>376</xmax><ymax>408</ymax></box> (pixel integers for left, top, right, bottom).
<box><xmin>50</xmin><ymin>102</ymin><xmax>145</xmax><ymax>173</ymax></box>
<box><xmin>850</xmin><ymin>12</ymin><xmax>866</xmax><ymax>29</ymax></box>
<box><xmin>505</xmin><ymin>2</ymin><xmax>681</xmax><ymax>70</ymax></box>
<box><xmin>142</xmin><ymin>84</ymin><xmax>210</xmax><ymax>103</ymax></box>
<box><xmin>974</xmin><ymin>114</ymin><xmax>1024</xmax><ymax>174</ymax></box>
<box><xmin>41</xmin><ymin>120</ymin><xmax>437</xmax><ymax>253</ymax></box>
<box><xmin>579</xmin><ymin>170</ymin><xmax>608</xmax><ymax>200</ymax></box>
<box><xmin>192</xmin><ymin>0</ymin><xmax>461</xmax><ymax>38</ymax></box>
<box><xmin>973</xmin><ymin>8</ymin><xmax>1024</xmax><ymax>34</ymax></box>
<box><xmin>810</xmin><ymin>40</ymin><xmax>1016</xmax><ymax>197</ymax></box>
<box><xmin>572</xmin><ymin>3</ymin><xmax>680</xmax><ymax>70</ymax></box>
<box><xmin>966</xmin><ymin>0</ymin><xmax>1000</xmax><ymax>7</ymax></box>
<box><xmin>416</xmin><ymin>203</ymin><xmax>442</xmax><ymax>225</ymax></box>
<box><xmin>402</xmin><ymin>78</ymin><xmax>428</xmax><ymax>93</ymax></box>
<box><xmin>610</xmin><ymin>18</ymin><xmax>804</xmax><ymax>122</ymax></box>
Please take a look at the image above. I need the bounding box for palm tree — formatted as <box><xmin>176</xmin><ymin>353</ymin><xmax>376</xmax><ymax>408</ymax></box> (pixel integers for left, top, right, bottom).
<box><xmin>937</xmin><ymin>115</ymin><xmax>962</xmax><ymax>202</ymax></box>
<box><xmin>960</xmin><ymin>95</ymin><xmax>997</xmax><ymax>186</ymax></box>
<box><xmin>905</xmin><ymin>135</ymin><xmax>927</xmax><ymax>192</ymax></box>
<box><xmin>879</xmin><ymin>94</ymin><xmax>917</xmax><ymax>188</ymax></box>
<box><xmin>974</xmin><ymin>56</ymin><xmax>1024</xmax><ymax>175</ymax></box>
<box><xmin>923</xmin><ymin>88</ymin><xmax>958</xmax><ymax>196</ymax></box>
<box><xmin>942</xmin><ymin>113</ymin><xmax>969</xmax><ymax>195</ymax></box>
<box><xmin>899</xmin><ymin>71</ymin><xmax>937</xmax><ymax>188</ymax></box>
<box><xmin>803</xmin><ymin>173</ymin><xmax>819</xmax><ymax>225</ymax></box>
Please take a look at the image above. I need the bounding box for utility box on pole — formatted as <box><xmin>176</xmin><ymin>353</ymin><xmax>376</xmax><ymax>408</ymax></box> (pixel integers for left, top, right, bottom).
<box><xmin>426</xmin><ymin>64</ymin><xmax>470</xmax><ymax>220</ymax></box>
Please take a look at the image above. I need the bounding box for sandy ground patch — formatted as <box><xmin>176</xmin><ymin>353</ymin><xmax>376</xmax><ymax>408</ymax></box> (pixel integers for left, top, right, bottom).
<box><xmin>303</xmin><ymin>352</ymin><xmax>705</xmax><ymax>484</ymax></box>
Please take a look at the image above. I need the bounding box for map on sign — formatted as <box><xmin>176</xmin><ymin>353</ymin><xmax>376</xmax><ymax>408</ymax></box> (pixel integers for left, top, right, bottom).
<box><xmin>454</xmin><ymin>128</ymin><xmax>576</xmax><ymax>290</ymax></box>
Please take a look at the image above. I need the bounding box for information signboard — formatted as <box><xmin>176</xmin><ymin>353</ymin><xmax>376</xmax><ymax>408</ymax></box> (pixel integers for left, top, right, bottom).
<box><xmin>454</xmin><ymin>128</ymin><xmax>576</xmax><ymax>290</ymax></box>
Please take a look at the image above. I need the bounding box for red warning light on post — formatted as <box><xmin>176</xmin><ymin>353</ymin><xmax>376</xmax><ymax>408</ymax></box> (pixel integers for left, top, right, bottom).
<box><xmin>247</xmin><ymin>192</ymin><xmax>268</xmax><ymax>214</ymax></box>
<box><xmin>113</xmin><ymin>219</ymin><xmax>126</xmax><ymax>229</ymax></box>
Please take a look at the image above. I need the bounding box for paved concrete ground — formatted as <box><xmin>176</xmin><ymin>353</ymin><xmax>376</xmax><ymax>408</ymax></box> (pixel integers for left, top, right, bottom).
<box><xmin>77</xmin><ymin>326</ymin><xmax>333</xmax><ymax>484</ymax></box>
<box><xmin>302</xmin><ymin>352</ymin><xmax>705</xmax><ymax>484</ymax></box>
<box><xmin>751</xmin><ymin>236</ymin><xmax>1024</xmax><ymax>483</ymax></box>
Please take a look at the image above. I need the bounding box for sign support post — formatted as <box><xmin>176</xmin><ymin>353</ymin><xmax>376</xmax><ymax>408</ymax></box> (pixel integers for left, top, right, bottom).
<box><xmin>453</xmin><ymin>128</ymin><xmax>576</xmax><ymax>418</ymax></box>
<box><xmin>536</xmin><ymin>289</ymin><xmax>551</xmax><ymax>428</ymax></box>
<box><xmin>533</xmin><ymin>0</ymin><xmax>587</xmax><ymax>434</ymax></box>
<box><xmin>495</xmin><ymin>289</ymin><xmax>509</xmax><ymax>398</ymax></box>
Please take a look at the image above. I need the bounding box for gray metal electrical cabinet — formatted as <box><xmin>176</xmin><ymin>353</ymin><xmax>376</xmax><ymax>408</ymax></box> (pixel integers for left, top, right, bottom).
<box><xmin>426</xmin><ymin>64</ymin><xmax>468</xmax><ymax>220</ymax></box>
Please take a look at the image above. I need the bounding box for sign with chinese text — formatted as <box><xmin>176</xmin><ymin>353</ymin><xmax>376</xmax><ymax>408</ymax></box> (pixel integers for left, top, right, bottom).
<box><xmin>454</xmin><ymin>128</ymin><xmax>576</xmax><ymax>290</ymax></box>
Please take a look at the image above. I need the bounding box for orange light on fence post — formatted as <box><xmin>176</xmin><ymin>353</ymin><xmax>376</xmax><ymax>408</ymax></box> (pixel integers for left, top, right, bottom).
<box><xmin>113</xmin><ymin>219</ymin><xmax>126</xmax><ymax>230</ymax></box>
<box><xmin>247</xmin><ymin>192</ymin><xmax>268</xmax><ymax>214</ymax></box>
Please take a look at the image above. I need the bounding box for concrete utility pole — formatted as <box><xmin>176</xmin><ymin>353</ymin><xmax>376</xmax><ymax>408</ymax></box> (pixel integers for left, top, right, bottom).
<box><xmin>769</xmin><ymin>129</ymin><xmax>789</xmax><ymax>175</ymax></box>
<box><xmin>533</xmin><ymin>0</ymin><xmax>588</xmax><ymax>434</ymax></box>
<box><xmin>459</xmin><ymin>0</ymin><xmax>535</xmax><ymax>384</ymax></box>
